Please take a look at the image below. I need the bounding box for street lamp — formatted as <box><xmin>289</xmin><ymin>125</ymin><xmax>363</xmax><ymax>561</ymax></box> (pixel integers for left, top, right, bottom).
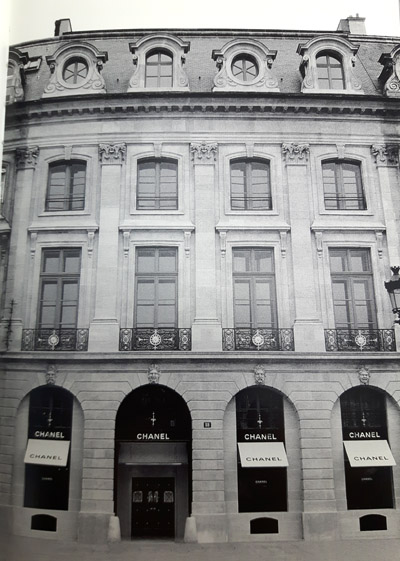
<box><xmin>384</xmin><ymin>266</ymin><xmax>400</xmax><ymax>324</ymax></box>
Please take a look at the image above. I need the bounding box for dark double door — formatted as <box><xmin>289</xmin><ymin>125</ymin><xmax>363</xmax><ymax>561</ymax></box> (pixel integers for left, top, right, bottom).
<box><xmin>131</xmin><ymin>477</ymin><xmax>175</xmax><ymax>538</ymax></box>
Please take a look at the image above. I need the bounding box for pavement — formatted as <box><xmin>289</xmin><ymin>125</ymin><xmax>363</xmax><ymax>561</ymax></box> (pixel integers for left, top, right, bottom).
<box><xmin>2</xmin><ymin>535</ymin><xmax>400</xmax><ymax>561</ymax></box>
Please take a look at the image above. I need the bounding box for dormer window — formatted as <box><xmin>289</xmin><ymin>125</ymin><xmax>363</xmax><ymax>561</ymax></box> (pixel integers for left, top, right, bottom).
<box><xmin>145</xmin><ymin>50</ymin><xmax>173</xmax><ymax>88</ymax></box>
<box><xmin>62</xmin><ymin>58</ymin><xmax>89</xmax><ymax>85</ymax></box>
<box><xmin>297</xmin><ymin>36</ymin><xmax>363</xmax><ymax>94</ymax></box>
<box><xmin>231</xmin><ymin>55</ymin><xmax>259</xmax><ymax>83</ymax></box>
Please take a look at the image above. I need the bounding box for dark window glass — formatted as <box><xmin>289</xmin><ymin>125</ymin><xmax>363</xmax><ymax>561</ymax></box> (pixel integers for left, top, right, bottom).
<box><xmin>38</xmin><ymin>249</ymin><xmax>81</xmax><ymax>329</ymax></box>
<box><xmin>316</xmin><ymin>52</ymin><xmax>345</xmax><ymax>89</ymax></box>
<box><xmin>230</xmin><ymin>159</ymin><xmax>271</xmax><ymax>210</ymax></box>
<box><xmin>329</xmin><ymin>249</ymin><xmax>377</xmax><ymax>330</ymax></box>
<box><xmin>231</xmin><ymin>55</ymin><xmax>259</xmax><ymax>82</ymax></box>
<box><xmin>135</xmin><ymin>248</ymin><xmax>177</xmax><ymax>328</ymax></box>
<box><xmin>46</xmin><ymin>161</ymin><xmax>86</xmax><ymax>211</ymax></box>
<box><xmin>341</xmin><ymin>387</ymin><xmax>394</xmax><ymax>510</ymax></box>
<box><xmin>233</xmin><ymin>249</ymin><xmax>277</xmax><ymax>328</ymax></box>
<box><xmin>137</xmin><ymin>159</ymin><xmax>178</xmax><ymax>210</ymax></box>
<box><xmin>145</xmin><ymin>50</ymin><xmax>173</xmax><ymax>87</ymax></box>
<box><xmin>62</xmin><ymin>58</ymin><xmax>88</xmax><ymax>85</ymax></box>
<box><xmin>322</xmin><ymin>160</ymin><xmax>365</xmax><ymax>210</ymax></box>
<box><xmin>24</xmin><ymin>387</ymin><xmax>73</xmax><ymax>510</ymax></box>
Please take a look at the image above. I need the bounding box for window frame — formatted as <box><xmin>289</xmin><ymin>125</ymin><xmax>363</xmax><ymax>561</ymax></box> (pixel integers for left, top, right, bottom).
<box><xmin>230</xmin><ymin>158</ymin><xmax>272</xmax><ymax>211</ymax></box>
<box><xmin>45</xmin><ymin>160</ymin><xmax>87</xmax><ymax>212</ymax></box>
<box><xmin>145</xmin><ymin>49</ymin><xmax>174</xmax><ymax>88</ymax></box>
<box><xmin>316</xmin><ymin>51</ymin><xmax>345</xmax><ymax>90</ymax></box>
<box><xmin>136</xmin><ymin>158</ymin><xmax>178</xmax><ymax>211</ymax></box>
<box><xmin>322</xmin><ymin>159</ymin><xmax>366</xmax><ymax>211</ymax></box>
<box><xmin>232</xmin><ymin>248</ymin><xmax>278</xmax><ymax>329</ymax></box>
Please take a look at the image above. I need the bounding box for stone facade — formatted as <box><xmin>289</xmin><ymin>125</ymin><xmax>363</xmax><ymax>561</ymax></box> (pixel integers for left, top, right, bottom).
<box><xmin>1</xmin><ymin>17</ymin><xmax>400</xmax><ymax>545</ymax></box>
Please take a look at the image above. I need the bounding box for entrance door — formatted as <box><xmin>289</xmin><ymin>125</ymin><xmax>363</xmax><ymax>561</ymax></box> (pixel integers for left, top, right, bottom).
<box><xmin>131</xmin><ymin>477</ymin><xmax>175</xmax><ymax>538</ymax></box>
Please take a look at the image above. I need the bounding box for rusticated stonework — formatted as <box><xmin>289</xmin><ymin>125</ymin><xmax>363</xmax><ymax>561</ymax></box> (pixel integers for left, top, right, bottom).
<box><xmin>99</xmin><ymin>143</ymin><xmax>126</xmax><ymax>164</ymax></box>
<box><xmin>16</xmin><ymin>147</ymin><xmax>39</xmax><ymax>169</ymax></box>
<box><xmin>190</xmin><ymin>142</ymin><xmax>218</xmax><ymax>162</ymax></box>
<box><xmin>371</xmin><ymin>144</ymin><xmax>399</xmax><ymax>166</ymax></box>
<box><xmin>282</xmin><ymin>143</ymin><xmax>310</xmax><ymax>164</ymax></box>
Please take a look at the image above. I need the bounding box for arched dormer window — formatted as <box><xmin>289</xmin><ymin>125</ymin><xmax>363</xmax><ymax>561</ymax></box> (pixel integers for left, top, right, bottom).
<box><xmin>297</xmin><ymin>36</ymin><xmax>363</xmax><ymax>94</ymax></box>
<box><xmin>128</xmin><ymin>34</ymin><xmax>190</xmax><ymax>92</ymax></box>
<box><xmin>316</xmin><ymin>52</ymin><xmax>345</xmax><ymax>90</ymax></box>
<box><xmin>43</xmin><ymin>42</ymin><xmax>108</xmax><ymax>98</ymax></box>
<box><xmin>145</xmin><ymin>50</ymin><xmax>173</xmax><ymax>88</ymax></box>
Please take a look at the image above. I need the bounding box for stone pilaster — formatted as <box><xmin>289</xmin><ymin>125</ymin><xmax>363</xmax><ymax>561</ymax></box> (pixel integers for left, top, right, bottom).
<box><xmin>283</xmin><ymin>142</ymin><xmax>325</xmax><ymax>351</ymax></box>
<box><xmin>190</xmin><ymin>142</ymin><xmax>222</xmax><ymax>351</ymax></box>
<box><xmin>88</xmin><ymin>143</ymin><xmax>126</xmax><ymax>352</ymax></box>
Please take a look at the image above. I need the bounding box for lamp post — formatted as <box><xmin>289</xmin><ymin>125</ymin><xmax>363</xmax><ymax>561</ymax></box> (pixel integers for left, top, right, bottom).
<box><xmin>384</xmin><ymin>266</ymin><xmax>400</xmax><ymax>324</ymax></box>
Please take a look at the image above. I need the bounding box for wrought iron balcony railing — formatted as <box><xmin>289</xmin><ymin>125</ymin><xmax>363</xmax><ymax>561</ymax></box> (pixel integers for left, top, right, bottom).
<box><xmin>22</xmin><ymin>328</ymin><xmax>89</xmax><ymax>351</ymax></box>
<box><xmin>119</xmin><ymin>328</ymin><xmax>191</xmax><ymax>351</ymax></box>
<box><xmin>222</xmin><ymin>328</ymin><xmax>295</xmax><ymax>351</ymax></box>
<box><xmin>324</xmin><ymin>329</ymin><xmax>396</xmax><ymax>352</ymax></box>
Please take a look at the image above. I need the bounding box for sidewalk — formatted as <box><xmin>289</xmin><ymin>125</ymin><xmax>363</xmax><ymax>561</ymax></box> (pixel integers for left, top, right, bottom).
<box><xmin>2</xmin><ymin>534</ymin><xmax>400</xmax><ymax>561</ymax></box>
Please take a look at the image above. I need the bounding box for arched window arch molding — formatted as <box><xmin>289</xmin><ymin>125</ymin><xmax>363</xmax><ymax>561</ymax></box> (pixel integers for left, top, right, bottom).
<box><xmin>212</xmin><ymin>38</ymin><xmax>279</xmax><ymax>92</ymax></box>
<box><xmin>379</xmin><ymin>44</ymin><xmax>400</xmax><ymax>97</ymax></box>
<box><xmin>43</xmin><ymin>41</ymin><xmax>108</xmax><ymax>98</ymax></box>
<box><xmin>128</xmin><ymin>34</ymin><xmax>190</xmax><ymax>92</ymax></box>
<box><xmin>297</xmin><ymin>35</ymin><xmax>363</xmax><ymax>94</ymax></box>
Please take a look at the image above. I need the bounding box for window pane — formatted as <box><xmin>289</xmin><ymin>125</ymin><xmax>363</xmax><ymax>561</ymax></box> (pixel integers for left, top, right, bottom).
<box><xmin>41</xmin><ymin>281</ymin><xmax>57</xmax><ymax>302</ymax></box>
<box><xmin>64</xmin><ymin>252</ymin><xmax>81</xmax><ymax>274</ymax></box>
<box><xmin>158</xmin><ymin>249</ymin><xmax>177</xmax><ymax>273</ymax></box>
<box><xmin>330</xmin><ymin>252</ymin><xmax>347</xmax><ymax>272</ymax></box>
<box><xmin>136</xmin><ymin>305</ymin><xmax>155</xmax><ymax>327</ymax></box>
<box><xmin>254</xmin><ymin>250</ymin><xmax>273</xmax><ymax>273</ymax></box>
<box><xmin>233</xmin><ymin>250</ymin><xmax>250</xmax><ymax>272</ymax></box>
<box><xmin>137</xmin><ymin>279</ymin><xmax>155</xmax><ymax>300</ymax></box>
<box><xmin>43</xmin><ymin>253</ymin><xmax>61</xmax><ymax>273</ymax></box>
<box><xmin>159</xmin><ymin>76</ymin><xmax>173</xmax><ymax>87</ymax></box>
<box><xmin>60</xmin><ymin>305</ymin><xmax>77</xmax><ymax>327</ymax></box>
<box><xmin>349</xmin><ymin>250</ymin><xmax>370</xmax><ymax>272</ymax></box>
<box><xmin>137</xmin><ymin>250</ymin><xmax>156</xmax><ymax>273</ymax></box>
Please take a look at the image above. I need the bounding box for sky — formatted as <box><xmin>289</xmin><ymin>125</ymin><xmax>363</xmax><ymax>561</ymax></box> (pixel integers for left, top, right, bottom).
<box><xmin>5</xmin><ymin>0</ymin><xmax>400</xmax><ymax>45</ymax></box>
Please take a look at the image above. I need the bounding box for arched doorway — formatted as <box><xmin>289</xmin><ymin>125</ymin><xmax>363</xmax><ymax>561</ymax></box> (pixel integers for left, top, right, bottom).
<box><xmin>115</xmin><ymin>385</ymin><xmax>191</xmax><ymax>539</ymax></box>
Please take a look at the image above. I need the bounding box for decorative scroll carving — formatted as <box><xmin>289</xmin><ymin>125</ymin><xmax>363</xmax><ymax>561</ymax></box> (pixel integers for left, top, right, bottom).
<box><xmin>282</xmin><ymin>142</ymin><xmax>310</xmax><ymax>164</ymax></box>
<box><xmin>99</xmin><ymin>143</ymin><xmax>126</xmax><ymax>164</ymax></box>
<box><xmin>254</xmin><ymin>364</ymin><xmax>266</xmax><ymax>385</ymax></box>
<box><xmin>46</xmin><ymin>364</ymin><xmax>57</xmax><ymax>385</ymax></box>
<box><xmin>16</xmin><ymin>146</ymin><xmax>39</xmax><ymax>169</ymax></box>
<box><xmin>190</xmin><ymin>142</ymin><xmax>218</xmax><ymax>162</ymax></box>
<box><xmin>148</xmin><ymin>364</ymin><xmax>161</xmax><ymax>384</ymax></box>
<box><xmin>280</xmin><ymin>232</ymin><xmax>287</xmax><ymax>258</ymax></box>
<box><xmin>184</xmin><ymin>231</ymin><xmax>191</xmax><ymax>257</ymax></box>
<box><xmin>379</xmin><ymin>46</ymin><xmax>400</xmax><ymax>97</ymax></box>
<box><xmin>371</xmin><ymin>144</ymin><xmax>399</xmax><ymax>166</ymax></box>
<box><xmin>219</xmin><ymin>230</ymin><xmax>227</xmax><ymax>258</ymax></box>
<box><xmin>358</xmin><ymin>365</ymin><xmax>370</xmax><ymax>385</ymax></box>
<box><xmin>30</xmin><ymin>232</ymin><xmax>38</xmax><ymax>258</ymax></box>
<box><xmin>315</xmin><ymin>231</ymin><xmax>323</xmax><ymax>258</ymax></box>
<box><xmin>87</xmin><ymin>229</ymin><xmax>95</xmax><ymax>258</ymax></box>
<box><xmin>122</xmin><ymin>230</ymin><xmax>130</xmax><ymax>258</ymax></box>
<box><xmin>376</xmin><ymin>231</ymin><xmax>383</xmax><ymax>259</ymax></box>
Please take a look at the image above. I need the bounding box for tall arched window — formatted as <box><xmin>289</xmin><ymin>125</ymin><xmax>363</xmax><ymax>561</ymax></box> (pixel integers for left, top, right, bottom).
<box><xmin>137</xmin><ymin>158</ymin><xmax>178</xmax><ymax>210</ymax></box>
<box><xmin>145</xmin><ymin>50</ymin><xmax>173</xmax><ymax>87</ymax></box>
<box><xmin>230</xmin><ymin>158</ymin><xmax>271</xmax><ymax>210</ymax></box>
<box><xmin>322</xmin><ymin>160</ymin><xmax>366</xmax><ymax>210</ymax></box>
<box><xmin>316</xmin><ymin>52</ymin><xmax>345</xmax><ymax>89</ymax></box>
<box><xmin>46</xmin><ymin>160</ymin><xmax>86</xmax><ymax>211</ymax></box>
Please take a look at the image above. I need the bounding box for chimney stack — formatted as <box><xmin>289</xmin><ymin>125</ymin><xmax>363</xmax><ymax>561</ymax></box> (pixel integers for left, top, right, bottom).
<box><xmin>337</xmin><ymin>15</ymin><xmax>366</xmax><ymax>35</ymax></box>
<box><xmin>54</xmin><ymin>19</ymin><xmax>72</xmax><ymax>36</ymax></box>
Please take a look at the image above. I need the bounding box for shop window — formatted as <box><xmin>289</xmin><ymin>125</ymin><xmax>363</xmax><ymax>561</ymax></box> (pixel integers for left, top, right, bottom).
<box><xmin>38</xmin><ymin>248</ymin><xmax>81</xmax><ymax>330</ymax></box>
<box><xmin>135</xmin><ymin>247</ymin><xmax>177</xmax><ymax>328</ymax></box>
<box><xmin>230</xmin><ymin>158</ymin><xmax>271</xmax><ymax>211</ymax></box>
<box><xmin>341</xmin><ymin>387</ymin><xmax>394</xmax><ymax>510</ymax></box>
<box><xmin>236</xmin><ymin>387</ymin><xmax>287</xmax><ymax>513</ymax></box>
<box><xmin>45</xmin><ymin>161</ymin><xmax>86</xmax><ymax>211</ymax></box>
<box><xmin>329</xmin><ymin>248</ymin><xmax>377</xmax><ymax>330</ymax></box>
<box><xmin>322</xmin><ymin>160</ymin><xmax>366</xmax><ymax>210</ymax></box>
<box><xmin>212</xmin><ymin>38</ymin><xmax>279</xmax><ymax>92</ymax></box>
<box><xmin>137</xmin><ymin>158</ymin><xmax>178</xmax><ymax>210</ymax></box>
<box><xmin>128</xmin><ymin>34</ymin><xmax>190</xmax><ymax>92</ymax></box>
<box><xmin>316</xmin><ymin>52</ymin><xmax>345</xmax><ymax>89</ymax></box>
<box><xmin>24</xmin><ymin>386</ymin><xmax>73</xmax><ymax>510</ymax></box>
<box><xmin>233</xmin><ymin>248</ymin><xmax>277</xmax><ymax>329</ymax></box>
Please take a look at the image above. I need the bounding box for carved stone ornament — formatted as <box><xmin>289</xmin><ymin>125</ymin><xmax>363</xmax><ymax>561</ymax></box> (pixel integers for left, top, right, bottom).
<box><xmin>148</xmin><ymin>364</ymin><xmax>161</xmax><ymax>384</ymax></box>
<box><xmin>371</xmin><ymin>144</ymin><xmax>399</xmax><ymax>166</ymax></box>
<box><xmin>128</xmin><ymin>34</ymin><xmax>190</xmax><ymax>92</ymax></box>
<box><xmin>99</xmin><ymin>143</ymin><xmax>126</xmax><ymax>164</ymax></box>
<box><xmin>297</xmin><ymin>36</ymin><xmax>363</xmax><ymax>94</ymax></box>
<box><xmin>46</xmin><ymin>364</ymin><xmax>57</xmax><ymax>385</ymax></box>
<box><xmin>254</xmin><ymin>364</ymin><xmax>266</xmax><ymax>385</ymax></box>
<box><xmin>43</xmin><ymin>42</ymin><xmax>108</xmax><ymax>98</ymax></box>
<box><xmin>379</xmin><ymin>45</ymin><xmax>400</xmax><ymax>97</ymax></box>
<box><xmin>7</xmin><ymin>49</ymin><xmax>29</xmax><ymax>104</ymax></box>
<box><xmin>211</xmin><ymin>39</ymin><xmax>279</xmax><ymax>93</ymax></box>
<box><xmin>282</xmin><ymin>142</ymin><xmax>310</xmax><ymax>164</ymax></box>
<box><xmin>190</xmin><ymin>142</ymin><xmax>218</xmax><ymax>162</ymax></box>
<box><xmin>358</xmin><ymin>365</ymin><xmax>370</xmax><ymax>386</ymax></box>
<box><xmin>16</xmin><ymin>146</ymin><xmax>39</xmax><ymax>169</ymax></box>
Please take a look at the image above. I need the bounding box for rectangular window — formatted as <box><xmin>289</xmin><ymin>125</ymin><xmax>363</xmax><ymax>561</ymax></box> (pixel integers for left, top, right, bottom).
<box><xmin>38</xmin><ymin>249</ymin><xmax>81</xmax><ymax>329</ymax></box>
<box><xmin>45</xmin><ymin>161</ymin><xmax>86</xmax><ymax>211</ymax></box>
<box><xmin>233</xmin><ymin>248</ymin><xmax>277</xmax><ymax>328</ymax></box>
<box><xmin>137</xmin><ymin>159</ymin><xmax>178</xmax><ymax>210</ymax></box>
<box><xmin>322</xmin><ymin>161</ymin><xmax>366</xmax><ymax>210</ymax></box>
<box><xmin>329</xmin><ymin>248</ymin><xmax>377</xmax><ymax>329</ymax></box>
<box><xmin>135</xmin><ymin>248</ymin><xmax>177</xmax><ymax>328</ymax></box>
<box><xmin>230</xmin><ymin>159</ymin><xmax>271</xmax><ymax>210</ymax></box>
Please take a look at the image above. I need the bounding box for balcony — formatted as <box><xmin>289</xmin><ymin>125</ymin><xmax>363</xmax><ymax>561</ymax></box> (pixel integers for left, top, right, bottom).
<box><xmin>21</xmin><ymin>329</ymin><xmax>89</xmax><ymax>351</ymax></box>
<box><xmin>222</xmin><ymin>328</ymin><xmax>295</xmax><ymax>351</ymax></box>
<box><xmin>119</xmin><ymin>328</ymin><xmax>192</xmax><ymax>351</ymax></box>
<box><xmin>324</xmin><ymin>329</ymin><xmax>396</xmax><ymax>352</ymax></box>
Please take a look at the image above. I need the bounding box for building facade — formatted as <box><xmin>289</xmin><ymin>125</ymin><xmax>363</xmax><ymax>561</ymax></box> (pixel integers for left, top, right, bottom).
<box><xmin>1</xmin><ymin>16</ymin><xmax>400</xmax><ymax>544</ymax></box>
